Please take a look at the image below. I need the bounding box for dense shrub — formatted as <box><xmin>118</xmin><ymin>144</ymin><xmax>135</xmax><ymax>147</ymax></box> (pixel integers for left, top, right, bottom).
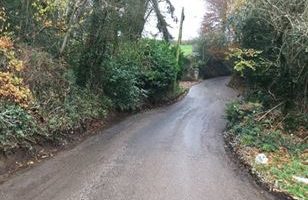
<box><xmin>0</xmin><ymin>103</ymin><xmax>42</xmax><ymax>152</ymax></box>
<box><xmin>228</xmin><ymin>0</ymin><xmax>308</xmax><ymax>109</ymax></box>
<box><xmin>226</xmin><ymin>101</ymin><xmax>307</xmax><ymax>154</ymax></box>
<box><xmin>0</xmin><ymin>0</ymin><xmax>182</xmax><ymax>154</ymax></box>
<box><xmin>46</xmin><ymin>85</ymin><xmax>109</xmax><ymax>133</ymax></box>
<box><xmin>226</xmin><ymin>101</ymin><xmax>262</xmax><ymax>126</ymax></box>
<box><xmin>103</xmin><ymin>39</ymin><xmax>180</xmax><ymax>109</ymax></box>
<box><xmin>104</xmin><ymin>59</ymin><xmax>144</xmax><ymax>110</ymax></box>
<box><xmin>21</xmin><ymin>49</ymin><xmax>108</xmax><ymax>132</ymax></box>
<box><xmin>102</xmin><ymin>41</ymin><xmax>145</xmax><ymax>110</ymax></box>
<box><xmin>226</xmin><ymin>48</ymin><xmax>276</xmax><ymax>91</ymax></box>
<box><xmin>199</xmin><ymin>0</ymin><xmax>307</xmax><ymax>109</ymax></box>
<box><xmin>139</xmin><ymin>40</ymin><xmax>178</xmax><ymax>101</ymax></box>
<box><xmin>0</xmin><ymin>37</ymin><xmax>32</xmax><ymax>106</ymax></box>
<box><xmin>0</xmin><ymin>38</ymin><xmax>181</xmax><ymax>152</ymax></box>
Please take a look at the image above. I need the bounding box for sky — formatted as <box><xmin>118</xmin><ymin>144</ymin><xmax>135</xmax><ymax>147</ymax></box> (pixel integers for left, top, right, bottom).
<box><xmin>144</xmin><ymin>0</ymin><xmax>206</xmax><ymax>40</ymax></box>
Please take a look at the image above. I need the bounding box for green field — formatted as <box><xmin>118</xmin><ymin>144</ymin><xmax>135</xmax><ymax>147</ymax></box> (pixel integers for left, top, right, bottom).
<box><xmin>180</xmin><ymin>45</ymin><xmax>193</xmax><ymax>56</ymax></box>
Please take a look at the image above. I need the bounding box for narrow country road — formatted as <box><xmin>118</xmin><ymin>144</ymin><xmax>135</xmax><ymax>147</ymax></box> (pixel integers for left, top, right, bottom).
<box><xmin>0</xmin><ymin>77</ymin><xmax>277</xmax><ymax>200</ymax></box>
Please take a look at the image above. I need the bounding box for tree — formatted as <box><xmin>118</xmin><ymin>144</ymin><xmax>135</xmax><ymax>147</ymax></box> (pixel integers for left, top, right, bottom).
<box><xmin>151</xmin><ymin>0</ymin><xmax>174</xmax><ymax>41</ymax></box>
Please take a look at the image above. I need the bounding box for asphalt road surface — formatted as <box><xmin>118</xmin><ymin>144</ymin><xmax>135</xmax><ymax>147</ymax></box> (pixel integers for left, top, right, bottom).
<box><xmin>0</xmin><ymin>77</ymin><xmax>277</xmax><ymax>200</ymax></box>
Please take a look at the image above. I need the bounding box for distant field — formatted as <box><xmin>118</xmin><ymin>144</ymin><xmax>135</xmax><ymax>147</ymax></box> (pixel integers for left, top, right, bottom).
<box><xmin>180</xmin><ymin>45</ymin><xmax>193</xmax><ymax>56</ymax></box>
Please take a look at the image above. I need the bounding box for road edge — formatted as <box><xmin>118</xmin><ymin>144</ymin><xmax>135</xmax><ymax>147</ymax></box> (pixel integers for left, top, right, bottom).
<box><xmin>223</xmin><ymin>130</ymin><xmax>296</xmax><ymax>200</ymax></box>
<box><xmin>0</xmin><ymin>85</ymin><xmax>191</xmax><ymax>184</ymax></box>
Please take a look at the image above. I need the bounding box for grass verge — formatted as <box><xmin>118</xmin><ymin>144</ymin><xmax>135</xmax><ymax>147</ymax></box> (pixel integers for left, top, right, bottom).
<box><xmin>225</xmin><ymin>101</ymin><xmax>308</xmax><ymax>200</ymax></box>
<box><xmin>180</xmin><ymin>45</ymin><xmax>193</xmax><ymax>56</ymax></box>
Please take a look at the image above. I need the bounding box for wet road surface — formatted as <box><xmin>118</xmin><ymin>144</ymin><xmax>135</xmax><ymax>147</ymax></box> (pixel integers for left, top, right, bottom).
<box><xmin>0</xmin><ymin>77</ymin><xmax>277</xmax><ymax>200</ymax></box>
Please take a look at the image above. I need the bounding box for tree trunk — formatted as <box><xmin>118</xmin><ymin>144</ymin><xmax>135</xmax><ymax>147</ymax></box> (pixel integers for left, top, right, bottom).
<box><xmin>151</xmin><ymin>0</ymin><xmax>172</xmax><ymax>42</ymax></box>
<box><xmin>176</xmin><ymin>7</ymin><xmax>185</xmax><ymax>64</ymax></box>
<box><xmin>59</xmin><ymin>0</ymin><xmax>87</xmax><ymax>56</ymax></box>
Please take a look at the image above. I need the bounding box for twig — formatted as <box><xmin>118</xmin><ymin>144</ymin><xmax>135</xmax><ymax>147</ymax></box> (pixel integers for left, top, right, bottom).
<box><xmin>257</xmin><ymin>102</ymin><xmax>284</xmax><ymax>122</ymax></box>
<box><xmin>303</xmin><ymin>135</ymin><xmax>308</xmax><ymax>143</ymax></box>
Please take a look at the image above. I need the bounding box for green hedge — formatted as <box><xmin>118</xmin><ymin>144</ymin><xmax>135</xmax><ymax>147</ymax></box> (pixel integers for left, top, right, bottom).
<box><xmin>104</xmin><ymin>39</ymin><xmax>181</xmax><ymax>110</ymax></box>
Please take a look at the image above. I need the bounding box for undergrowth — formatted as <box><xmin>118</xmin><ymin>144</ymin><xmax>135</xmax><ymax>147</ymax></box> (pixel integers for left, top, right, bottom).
<box><xmin>0</xmin><ymin>39</ymin><xmax>185</xmax><ymax>154</ymax></box>
<box><xmin>226</xmin><ymin>100</ymin><xmax>308</xmax><ymax>199</ymax></box>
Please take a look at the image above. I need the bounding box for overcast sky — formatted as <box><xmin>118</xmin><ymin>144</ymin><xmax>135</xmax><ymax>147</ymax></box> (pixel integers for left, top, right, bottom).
<box><xmin>144</xmin><ymin>0</ymin><xmax>206</xmax><ymax>40</ymax></box>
